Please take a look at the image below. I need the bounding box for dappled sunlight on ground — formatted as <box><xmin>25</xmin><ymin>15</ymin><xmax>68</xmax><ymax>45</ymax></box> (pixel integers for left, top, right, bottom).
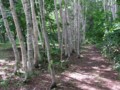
<box><xmin>0</xmin><ymin>59</ymin><xmax>15</xmax><ymax>80</ymax></box>
<box><xmin>58</xmin><ymin>45</ymin><xmax>120</xmax><ymax>90</ymax></box>
<box><xmin>60</xmin><ymin>71</ymin><xmax>120</xmax><ymax>90</ymax></box>
<box><xmin>0</xmin><ymin>45</ymin><xmax>120</xmax><ymax>90</ymax></box>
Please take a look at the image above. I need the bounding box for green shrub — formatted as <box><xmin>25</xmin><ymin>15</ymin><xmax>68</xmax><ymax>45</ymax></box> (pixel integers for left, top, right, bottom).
<box><xmin>102</xmin><ymin>23</ymin><xmax>120</xmax><ymax>65</ymax></box>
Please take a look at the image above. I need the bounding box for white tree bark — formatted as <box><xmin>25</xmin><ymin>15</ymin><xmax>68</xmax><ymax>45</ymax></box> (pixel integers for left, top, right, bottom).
<box><xmin>30</xmin><ymin>0</ymin><xmax>40</xmax><ymax>67</ymax></box>
<box><xmin>73</xmin><ymin>0</ymin><xmax>77</xmax><ymax>52</ymax></box>
<box><xmin>0</xmin><ymin>0</ymin><xmax>20</xmax><ymax>73</ymax></box>
<box><xmin>39</xmin><ymin>0</ymin><xmax>56</xmax><ymax>86</ymax></box>
<box><xmin>22</xmin><ymin>0</ymin><xmax>34</xmax><ymax>72</ymax></box>
<box><xmin>76</xmin><ymin>2</ymin><xmax>80</xmax><ymax>57</ymax></box>
<box><xmin>59</xmin><ymin>0</ymin><xmax>64</xmax><ymax>60</ymax></box>
<box><xmin>9</xmin><ymin>0</ymin><xmax>28</xmax><ymax>77</ymax></box>
<box><xmin>54</xmin><ymin>0</ymin><xmax>61</xmax><ymax>49</ymax></box>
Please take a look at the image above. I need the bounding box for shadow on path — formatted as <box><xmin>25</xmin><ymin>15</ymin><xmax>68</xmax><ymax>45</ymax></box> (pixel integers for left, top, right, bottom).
<box><xmin>58</xmin><ymin>45</ymin><xmax>120</xmax><ymax>90</ymax></box>
<box><xmin>1</xmin><ymin>45</ymin><xmax>120</xmax><ymax>90</ymax></box>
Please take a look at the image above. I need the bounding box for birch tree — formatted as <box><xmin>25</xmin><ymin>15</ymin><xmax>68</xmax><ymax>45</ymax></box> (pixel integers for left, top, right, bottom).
<box><xmin>0</xmin><ymin>0</ymin><xmax>20</xmax><ymax>73</ymax></box>
<box><xmin>30</xmin><ymin>0</ymin><xmax>40</xmax><ymax>68</ymax></box>
<box><xmin>22</xmin><ymin>0</ymin><xmax>34</xmax><ymax>73</ymax></box>
<box><xmin>58</xmin><ymin>0</ymin><xmax>64</xmax><ymax>60</ymax></box>
<box><xmin>9</xmin><ymin>0</ymin><xmax>28</xmax><ymax>78</ymax></box>
<box><xmin>102</xmin><ymin>0</ymin><xmax>117</xmax><ymax>20</ymax></box>
<box><xmin>54</xmin><ymin>0</ymin><xmax>61</xmax><ymax>49</ymax></box>
<box><xmin>39</xmin><ymin>0</ymin><xmax>56</xmax><ymax>88</ymax></box>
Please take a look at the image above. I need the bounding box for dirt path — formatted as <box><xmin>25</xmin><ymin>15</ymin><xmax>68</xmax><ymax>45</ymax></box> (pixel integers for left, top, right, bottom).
<box><xmin>57</xmin><ymin>45</ymin><xmax>120</xmax><ymax>90</ymax></box>
<box><xmin>1</xmin><ymin>45</ymin><xmax>120</xmax><ymax>90</ymax></box>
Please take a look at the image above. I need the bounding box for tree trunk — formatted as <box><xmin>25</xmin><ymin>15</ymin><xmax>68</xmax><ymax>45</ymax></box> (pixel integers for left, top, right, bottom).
<box><xmin>73</xmin><ymin>0</ymin><xmax>77</xmax><ymax>52</ymax></box>
<box><xmin>0</xmin><ymin>0</ymin><xmax>20</xmax><ymax>73</ymax></box>
<box><xmin>59</xmin><ymin>0</ymin><xmax>64</xmax><ymax>60</ymax></box>
<box><xmin>54</xmin><ymin>0</ymin><xmax>61</xmax><ymax>49</ymax></box>
<box><xmin>9</xmin><ymin>0</ymin><xmax>28</xmax><ymax>79</ymax></box>
<box><xmin>30</xmin><ymin>0</ymin><xmax>40</xmax><ymax>68</ymax></box>
<box><xmin>76</xmin><ymin>2</ymin><xmax>80</xmax><ymax>57</ymax></box>
<box><xmin>39</xmin><ymin>0</ymin><xmax>56</xmax><ymax>87</ymax></box>
<box><xmin>22</xmin><ymin>0</ymin><xmax>34</xmax><ymax>73</ymax></box>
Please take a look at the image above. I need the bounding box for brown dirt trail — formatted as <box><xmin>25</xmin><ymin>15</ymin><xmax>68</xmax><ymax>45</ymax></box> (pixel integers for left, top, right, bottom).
<box><xmin>58</xmin><ymin>45</ymin><xmax>120</xmax><ymax>90</ymax></box>
<box><xmin>0</xmin><ymin>45</ymin><xmax>120</xmax><ymax>90</ymax></box>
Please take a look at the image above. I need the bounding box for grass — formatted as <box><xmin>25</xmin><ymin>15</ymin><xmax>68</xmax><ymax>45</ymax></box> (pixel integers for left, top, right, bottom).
<box><xmin>0</xmin><ymin>43</ymin><xmax>13</xmax><ymax>59</ymax></box>
<box><xmin>0</xmin><ymin>43</ymin><xmax>12</xmax><ymax>50</ymax></box>
<box><xmin>0</xmin><ymin>79</ymin><xmax>9</xmax><ymax>90</ymax></box>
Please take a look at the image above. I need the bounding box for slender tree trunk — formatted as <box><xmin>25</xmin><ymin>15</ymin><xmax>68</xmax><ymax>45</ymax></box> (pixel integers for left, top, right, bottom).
<box><xmin>54</xmin><ymin>0</ymin><xmax>61</xmax><ymax>49</ymax></box>
<box><xmin>30</xmin><ymin>0</ymin><xmax>40</xmax><ymax>68</ymax></box>
<box><xmin>64</xmin><ymin>0</ymin><xmax>71</xmax><ymax>57</ymax></box>
<box><xmin>0</xmin><ymin>0</ymin><xmax>20</xmax><ymax>73</ymax></box>
<box><xmin>77</xmin><ymin>2</ymin><xmax>80</xmax><ymax>57</ymax></box>
<box><xmin>73</xmin><ymin>0</ymin><xmax>77</xmax><ymax>52</ymax></box>
<box><xmin>37</xmin><ymin>0</ymin><xmax>45</xmax><ymax>49</ymax></box>
<box><xmin>62</xmin><ymin>10</ymin><xmax>68</xmax><ymax>57</ymax></box>
<box><xmin>39</xmin><ymin>0</ymin><xmax>56</xmax><ymax>88</ymax></box>
<box><xmin>34</xmin><ymin>2</ymin><xmax>43</xmax><ymax>49</ymax></box>
<box><xmin>22</xmin><ymin>0</ymin><xmax>34</xmax><ymax>73</ymax></box>
<box><xmin>59</xmin><ymin>0</ymin><xmax>64</xmax><ymax>60</ymax></box>
<box><xmin>111</xmin><ymin>0</ymin><xmax>117</xmax><ymax>20</ymax></box>
<box><xmin>9</xmin><ymin>0</ymin><xmax>28</xmax><ymax>78</ymax></box>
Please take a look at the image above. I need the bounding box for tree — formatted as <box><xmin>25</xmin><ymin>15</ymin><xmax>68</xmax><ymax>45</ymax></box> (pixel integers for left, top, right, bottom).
<box><xmin>30</xmin><ymin>0</ymin><xmax>40</xmax><ymax>68</ymax></box>
<box><xmin>9</xmin><ymin>0</ymin><xmax>28</xmax><ymax>79</ymax></box>
<box><xmin>54</xmin><ymin>0</ymin><xmax>61</xmax><ymax>49</ymax></box>
<box><xmin>22</xmin><ymin>0</ymin><xmax>34</xmax><ymax>74</ymax></box>
<box><xmin>0</xmin><ymin>0</ymin><xmax>20</xmax><ymax>73</ymax></box>
<box><xmin>39</xmin><ymin>0</ymin><xmax>56</xmax><ymax>88</ymax></box>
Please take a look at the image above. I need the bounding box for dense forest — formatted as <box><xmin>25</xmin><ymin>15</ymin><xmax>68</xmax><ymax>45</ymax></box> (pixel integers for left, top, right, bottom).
<box><xmin>0</xmin><ymin>0</ymin><xmax>120</xmax><ymax>90</ymax></box>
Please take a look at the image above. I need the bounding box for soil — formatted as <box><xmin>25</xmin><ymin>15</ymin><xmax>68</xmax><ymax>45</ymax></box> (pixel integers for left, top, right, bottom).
<box><xmin>0</xmin><ymin>45</ymin><xmax>120</xmax><ymax>90</ymax></box>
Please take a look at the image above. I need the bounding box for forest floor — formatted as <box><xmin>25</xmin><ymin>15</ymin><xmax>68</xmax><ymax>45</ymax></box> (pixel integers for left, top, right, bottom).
<box><xmin>0</xmin><ymin>45</ymin><xmax>120</xmax><ymax>90</ymax></box>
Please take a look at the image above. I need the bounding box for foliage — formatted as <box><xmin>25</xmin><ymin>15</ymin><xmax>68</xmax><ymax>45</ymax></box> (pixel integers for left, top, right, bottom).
<box><xmin>103</xmin><ymin>23</ymin><xmax>120</xmax><ymax>64</ymax></box>
<box><xmin>0</xmin><ymin>79</ymin><xmax>9</xmax><ymax>90</ymax></box>
<box><xmin>86</xmin><ymin>1</ymin><xmax>105</xmax><ymax>44</ymax></box>
<box><xmin>85</xmin><ymin>0</ymin><xmax>120</xmax><ymax>71</ymax></box>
